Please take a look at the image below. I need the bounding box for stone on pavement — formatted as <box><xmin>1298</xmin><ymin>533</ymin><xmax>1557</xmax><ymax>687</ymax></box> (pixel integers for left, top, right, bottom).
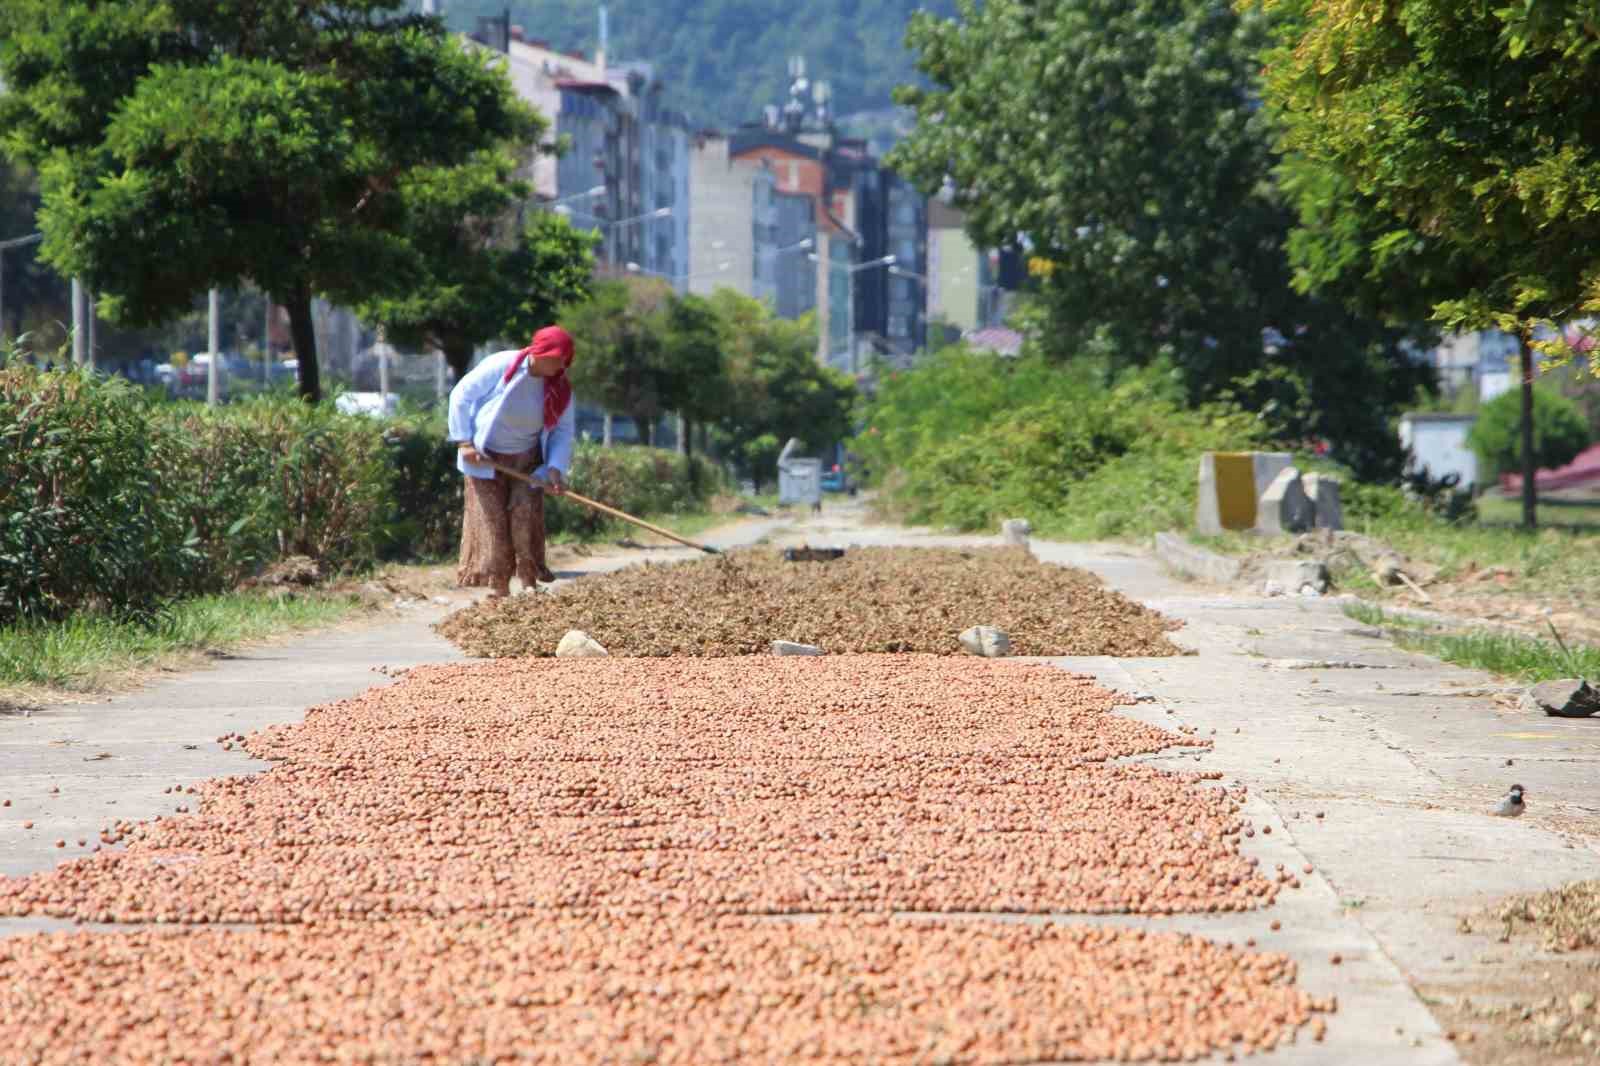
<box><xmin>1261</xmin><ymin>559</ymin><xmax>1330</xmax><ymax>598</ymax></box>
<box><xmin>1519</xmin><ymin>678</ymin><xmax>1600</xmax><ymax>718</ymax></box>
<box><xmin>1001</xmin><ymin>518</ymin><xmax>1032</xmax><ymax>546</ymax></box>
<box><xmin>958</xmin><ymin>625</ymin><xmax>1011</xmax><ymax>658</ymax></box>
<box><xmin>555</xmin><ymin>630</ymin><xmax>609</xmax><ymax>658</ymax></box>
<box><xmin>770</xmin><ymin>640</ymin><xmax>824</xmax><ymax>656</ymax></box>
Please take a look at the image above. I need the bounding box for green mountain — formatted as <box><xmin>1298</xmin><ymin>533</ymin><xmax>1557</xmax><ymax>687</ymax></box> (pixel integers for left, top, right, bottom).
<box><xmin>433</xmin><ymin>1</ymin><xmax>956</xmax><ymax>129</ymax></box>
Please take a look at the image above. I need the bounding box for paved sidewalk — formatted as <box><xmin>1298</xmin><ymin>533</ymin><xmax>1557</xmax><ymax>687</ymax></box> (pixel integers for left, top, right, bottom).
<box><xmin>0</xmin><ymin>518</ymin><xmax>786</xmax><ymax>891</ymax></box>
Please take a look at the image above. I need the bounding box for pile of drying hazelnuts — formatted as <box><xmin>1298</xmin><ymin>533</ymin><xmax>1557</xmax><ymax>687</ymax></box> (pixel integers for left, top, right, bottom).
<box><xmin>437</xmin><ymin>547</ymin><xmax>1186</xmax><ymax>658</ymax></box>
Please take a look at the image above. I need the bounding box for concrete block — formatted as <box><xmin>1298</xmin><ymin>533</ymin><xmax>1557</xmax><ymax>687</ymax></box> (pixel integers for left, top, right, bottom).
<box><xmin>1152</xmin><ymin>532</ymin><xmax>1243</xmax><ymax>584</ymax></box>
<box><xmin>1195</xmin><ymin>451</ymin><xmax>1295</xmax><ymax>535</ymax></box>
<box><xmin>1257</xmin><ymin>466</ymin><xmax>1315</xmax><ymax>536</ymax></box>
<box><xmin>1001</xmin><ymin>518</ymin><xmax>1032</xmax><ymax>546</ymax></box>
<box><xmin>1261</xmin><ymin>559</ymin><xmax>1329</xmax><ymax>597</ymax></box>
<box><xmin>1302</xmin><ymin>473</ymin><xmax>1345</xmax><ymax>531</ymax></box>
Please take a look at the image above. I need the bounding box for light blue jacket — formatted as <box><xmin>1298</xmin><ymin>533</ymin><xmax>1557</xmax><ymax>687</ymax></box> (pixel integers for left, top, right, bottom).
<box><xmin>447</xmin><ymin>349</ymin><xmax>577</xmax><ymax>482</ymax></box>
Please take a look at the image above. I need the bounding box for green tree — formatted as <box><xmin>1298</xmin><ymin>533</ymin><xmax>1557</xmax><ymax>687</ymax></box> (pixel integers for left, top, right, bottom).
<box><xmin>706</xmin><ymin>289</ymin><xmax>855</xmax><ymax>483</ymax></box>
<box><xmin>357</xmin><ymin>155</ymin><xmax>598</xmax><ymax>381</ymax></box>
<box><xmin>1468</xmin><ymin>386</ymin><xmax>1590</xmax><ymax>483</ymax></box>
<box><xmin>0</xmin><ymin>1</ymin><xmax>536</xmax><ymax>402</ymax></box>
<box><xmin>562</xmin><ymin>278</ymin><xmax>671</xmax><ymax>443</ymax></box>
<box><xmin>1257</xmin><ymin>0</ymin><xmax>1600</xmax><ymax>526</ymax></box>
<box><xmin>888</xmin><ymin>0</ymin><xmax>1433</xmax><ymax>479</ymax></box>
<box><xmin>656</xmin><ymin>292</ymin><xmax>729</xmax><ymax>460</ymax></box>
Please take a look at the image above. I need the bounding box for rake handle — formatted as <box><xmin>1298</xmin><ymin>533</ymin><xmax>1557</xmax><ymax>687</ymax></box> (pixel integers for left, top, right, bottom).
<box><xmin>482</xmin><ymin>460</ymin><xmax>721</xmax><ymax>555</ymax></box>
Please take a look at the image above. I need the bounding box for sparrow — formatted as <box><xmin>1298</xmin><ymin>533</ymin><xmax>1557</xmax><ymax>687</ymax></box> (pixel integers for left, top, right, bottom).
<box><xmin>1492</xmin><ymin>784</ymin><xmax>1526</xmax><ymax>818</ymax></box>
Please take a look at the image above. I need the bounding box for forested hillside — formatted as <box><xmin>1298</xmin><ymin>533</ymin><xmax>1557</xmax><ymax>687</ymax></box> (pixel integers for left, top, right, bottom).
<box><xmin>433</xmin><ymin>0</ymin><xmax>956</xmax><ymax>127</ymax></box>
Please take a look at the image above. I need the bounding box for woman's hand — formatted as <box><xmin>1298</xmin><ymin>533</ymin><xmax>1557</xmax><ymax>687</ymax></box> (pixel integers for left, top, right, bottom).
<box><xmin>458</xmin><ymin>443</ymin><xmax>486</xmax><ymax>465</ymax></box>
<box><xmin>543</xmin><ymin>469</ymin><xmax>566</xmax><ymax>495</ymax></box>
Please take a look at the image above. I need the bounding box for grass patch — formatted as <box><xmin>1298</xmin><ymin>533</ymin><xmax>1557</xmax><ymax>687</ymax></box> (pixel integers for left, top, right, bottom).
<box><xmin>1474</xmin><ymin>492</ymin><xmax>1600</xmax><ymax>530</ymax></box>
<box><xmin>0</xmin><ymin>590</ymin><xmax>365</xmax><ymax>692</ymax></box>
<box><xmin>1341</xmin><ymin>603</ymin><xmax>1600</xmax><ymax>682</ymax></box>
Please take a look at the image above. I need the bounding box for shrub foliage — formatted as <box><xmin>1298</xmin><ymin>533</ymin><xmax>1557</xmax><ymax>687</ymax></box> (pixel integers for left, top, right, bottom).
<box><xmin>0</xmin><ymin>365</ymin><xmax>720</xmax><ymax>623</ymax></box>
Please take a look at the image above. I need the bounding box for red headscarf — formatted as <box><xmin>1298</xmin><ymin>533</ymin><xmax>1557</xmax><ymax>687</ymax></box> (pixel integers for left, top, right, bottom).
<box><xmin>503</xmin><ymin>325</ymin><xmax>575</xmax><ymax>430</ymax></box>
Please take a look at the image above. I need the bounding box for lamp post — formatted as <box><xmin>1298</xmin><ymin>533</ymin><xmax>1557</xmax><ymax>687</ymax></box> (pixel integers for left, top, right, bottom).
<box><xmin>207</xmin><ymin>288</ymin><xmax>221</xmax><ymax>406</ymax></box>
<box><xmin>555</xmin><ymin>204</ymin><xmax>672</xmax><ymax>268</ymax></box>
<box><xmin>625</xmin><ymin>260</ymin><xmax>733</xmax><ymax>284</ymax></box>
<box><xmin>810</xmin><ymin>251</ymin><xmax>896</xmax><ymax>375</ymax></box>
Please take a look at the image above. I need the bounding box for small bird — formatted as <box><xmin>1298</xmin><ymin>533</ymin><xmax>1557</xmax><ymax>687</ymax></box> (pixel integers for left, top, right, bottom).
<box><xmin>1492</xmin><ymin>784</ymin><xmax>1526</xmax><ymax>818</ymax></box>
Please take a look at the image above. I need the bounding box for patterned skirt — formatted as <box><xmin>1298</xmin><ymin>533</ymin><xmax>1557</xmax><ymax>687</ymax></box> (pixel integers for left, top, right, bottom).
<box><xmin>456</xmin><ymin>445</ymin><xmax>553</xmax><ymax>594</ymax></box>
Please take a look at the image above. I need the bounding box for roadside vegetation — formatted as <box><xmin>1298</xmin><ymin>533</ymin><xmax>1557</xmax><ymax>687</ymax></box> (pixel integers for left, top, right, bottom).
<box><xmin>1343</xmin><ymin>603</ymin><xmax>1600</xmax><ymax>684</ymax></box>
<box><xmin>0</xmin><ymin>359</ymin><xmax>756</xmax><ymax>697</ymax></box>
<box><xmin>0</xmin><ymin>589</ymin><xmax>362</xmax><ymax>693</ymax></box>
<box><xmin>852</xmin><ymin>350</ymin><xmax>1270</xmax><ymax>540</ymax></box>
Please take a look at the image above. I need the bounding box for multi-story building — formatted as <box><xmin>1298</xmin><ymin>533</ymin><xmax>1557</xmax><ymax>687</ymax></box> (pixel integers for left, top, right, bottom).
<box><xmin>728</xmin><ymin>109</ymin><xmax>928</xmax><ymax>374</ymax></box>
<box><xmin>687</xmin><ymin>134</ymin><xmax>781</xmax><ymax>303</ymax></box>
<box><xmin>468</xmin><ymin>27</ymin><xmax>691</xmax><ymax>287</ymax></box>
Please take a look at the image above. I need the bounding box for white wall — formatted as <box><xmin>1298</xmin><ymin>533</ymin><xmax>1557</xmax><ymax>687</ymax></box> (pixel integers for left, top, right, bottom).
<box><xmin>1399</xmin><ymin>415</ymin><xmax>1479</xmax><ymax>488</ymax></box>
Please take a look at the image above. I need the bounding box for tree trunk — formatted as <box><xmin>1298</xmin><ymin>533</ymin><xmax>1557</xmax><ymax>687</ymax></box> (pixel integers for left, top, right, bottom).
<box><xmin>683</xmin><ymin>417</ymin><xmax>700</xmax><ymax>492</ymax></box>
<box><xmin>603</xmin><ymin>412</ymin><xmax>613</xmax><ymax>446</ymax></box>
<box><xmin>1518</xmin><ymin>333</ymin><xmax>1537</xmax><ymax>530</ymax></box>
<box><xmin>442</xmin><ymin>339</ymin><xmax>474</xmax><ymax>383</ymax></box>
<box><xmin>284</xmin><ymin>281</ymin><xmax>321</xmax><ymax>404</ymax></box>
<box><xmin>642</xmin><ymin>415</ymin><xmax>656</xmax><ymax>447</ymax></box>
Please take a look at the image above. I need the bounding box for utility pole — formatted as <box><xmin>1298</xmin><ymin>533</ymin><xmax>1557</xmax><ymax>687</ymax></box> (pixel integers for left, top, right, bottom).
<box><xmin>262</xmin><ymin>298</ymin><xmax>271</xmax><ymax>388</ymax></box>
<box><xmin>435</xmin><ymin>350</ymin><xmax>446</xmax><ymax>402</ymax></box>
<box><xmin>71</xmin><ymin>278</ymin><xmax>85</xmax><ymax>366</ymax></box>
<box><xmin>377</xmin><ymin>329</ymin><xmax>391</xmax><ymax>408</ymax></box>
<box><xmin>207</xmin><ymin>288</ymin><xmax>221</xmax><ymax>406</ymax></box>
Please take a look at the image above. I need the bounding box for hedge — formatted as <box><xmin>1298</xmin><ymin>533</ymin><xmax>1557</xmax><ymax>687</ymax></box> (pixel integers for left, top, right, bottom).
<box><xmin>0</xmin><ymin>365</ymin><xmax>722</xmax><ymax>623</ymax></box>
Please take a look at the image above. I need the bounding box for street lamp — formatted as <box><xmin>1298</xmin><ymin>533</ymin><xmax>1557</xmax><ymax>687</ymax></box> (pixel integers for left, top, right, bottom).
<box><xmin>557</xmin><ymin>205</ymin><xmax>673</xmax><ymax>266</ymax></box>
<box><xmin>544</xmin><ymin>185</ymin><xmax>606</xmax><ymax>209</ymax></box>
<box><xmin>809</xmin><ymin>251</ymin><xmax>896</xmax><ymax>375</ymax></box>
<box><xmin>555</xmin><ymin>205</ymin><xmax>672</xmax><ymax>229</ymax></box>
<box><xmin>626</xmin><ymin>260</ymin><xmax>733</xmax><ymax>284</ymax></box>
<box><xmin>0</xmin><ymin>232</ymin><xmax>43</xmax><ymax>348</ymax></box>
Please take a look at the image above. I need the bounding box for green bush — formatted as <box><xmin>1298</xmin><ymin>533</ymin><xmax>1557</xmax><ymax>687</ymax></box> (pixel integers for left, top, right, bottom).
<box><xmin>853</xmin><ymin>351</ymin><xmax>1270</xmax><ymax>538</ymax></box>
<box><xmin>549</xmin><ymin>441</ymin><xmax>725</xmax><ymax>537</ymax></box>
<box><xmin>0</xmin><ymin>366</ymin><xmax>205</xmax><ymax>622</ymax></box>
<box><xmin>0</xmin><ymin>361</ymin><xmax>726</xmax><ymax>623</ymax></box>
<box><xmin>1468</xmin><ymin>385</ymin><xmax>1591</xmax><ymax>480</ymax></box>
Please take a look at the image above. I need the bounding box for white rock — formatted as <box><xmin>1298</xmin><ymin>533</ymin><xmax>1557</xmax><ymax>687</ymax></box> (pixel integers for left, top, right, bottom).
<box><xmin>555</xmin><ymin>630</ymin><xmax>609</xmax><ymax>658</ymax></box>
<box><xmin>770</xmin><ymin>640</ymin><xmax>824</xmax><ymax>656</ymax></box>
<box><xmin>1001</xmin><ymin>518</ymin><xmax>1032</xmax><ymax>546</ymax></box>
<box><xmin>959</xmin><ymin>625</ymin><xmax>1011</xmax><ymax>658</ymax></box>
